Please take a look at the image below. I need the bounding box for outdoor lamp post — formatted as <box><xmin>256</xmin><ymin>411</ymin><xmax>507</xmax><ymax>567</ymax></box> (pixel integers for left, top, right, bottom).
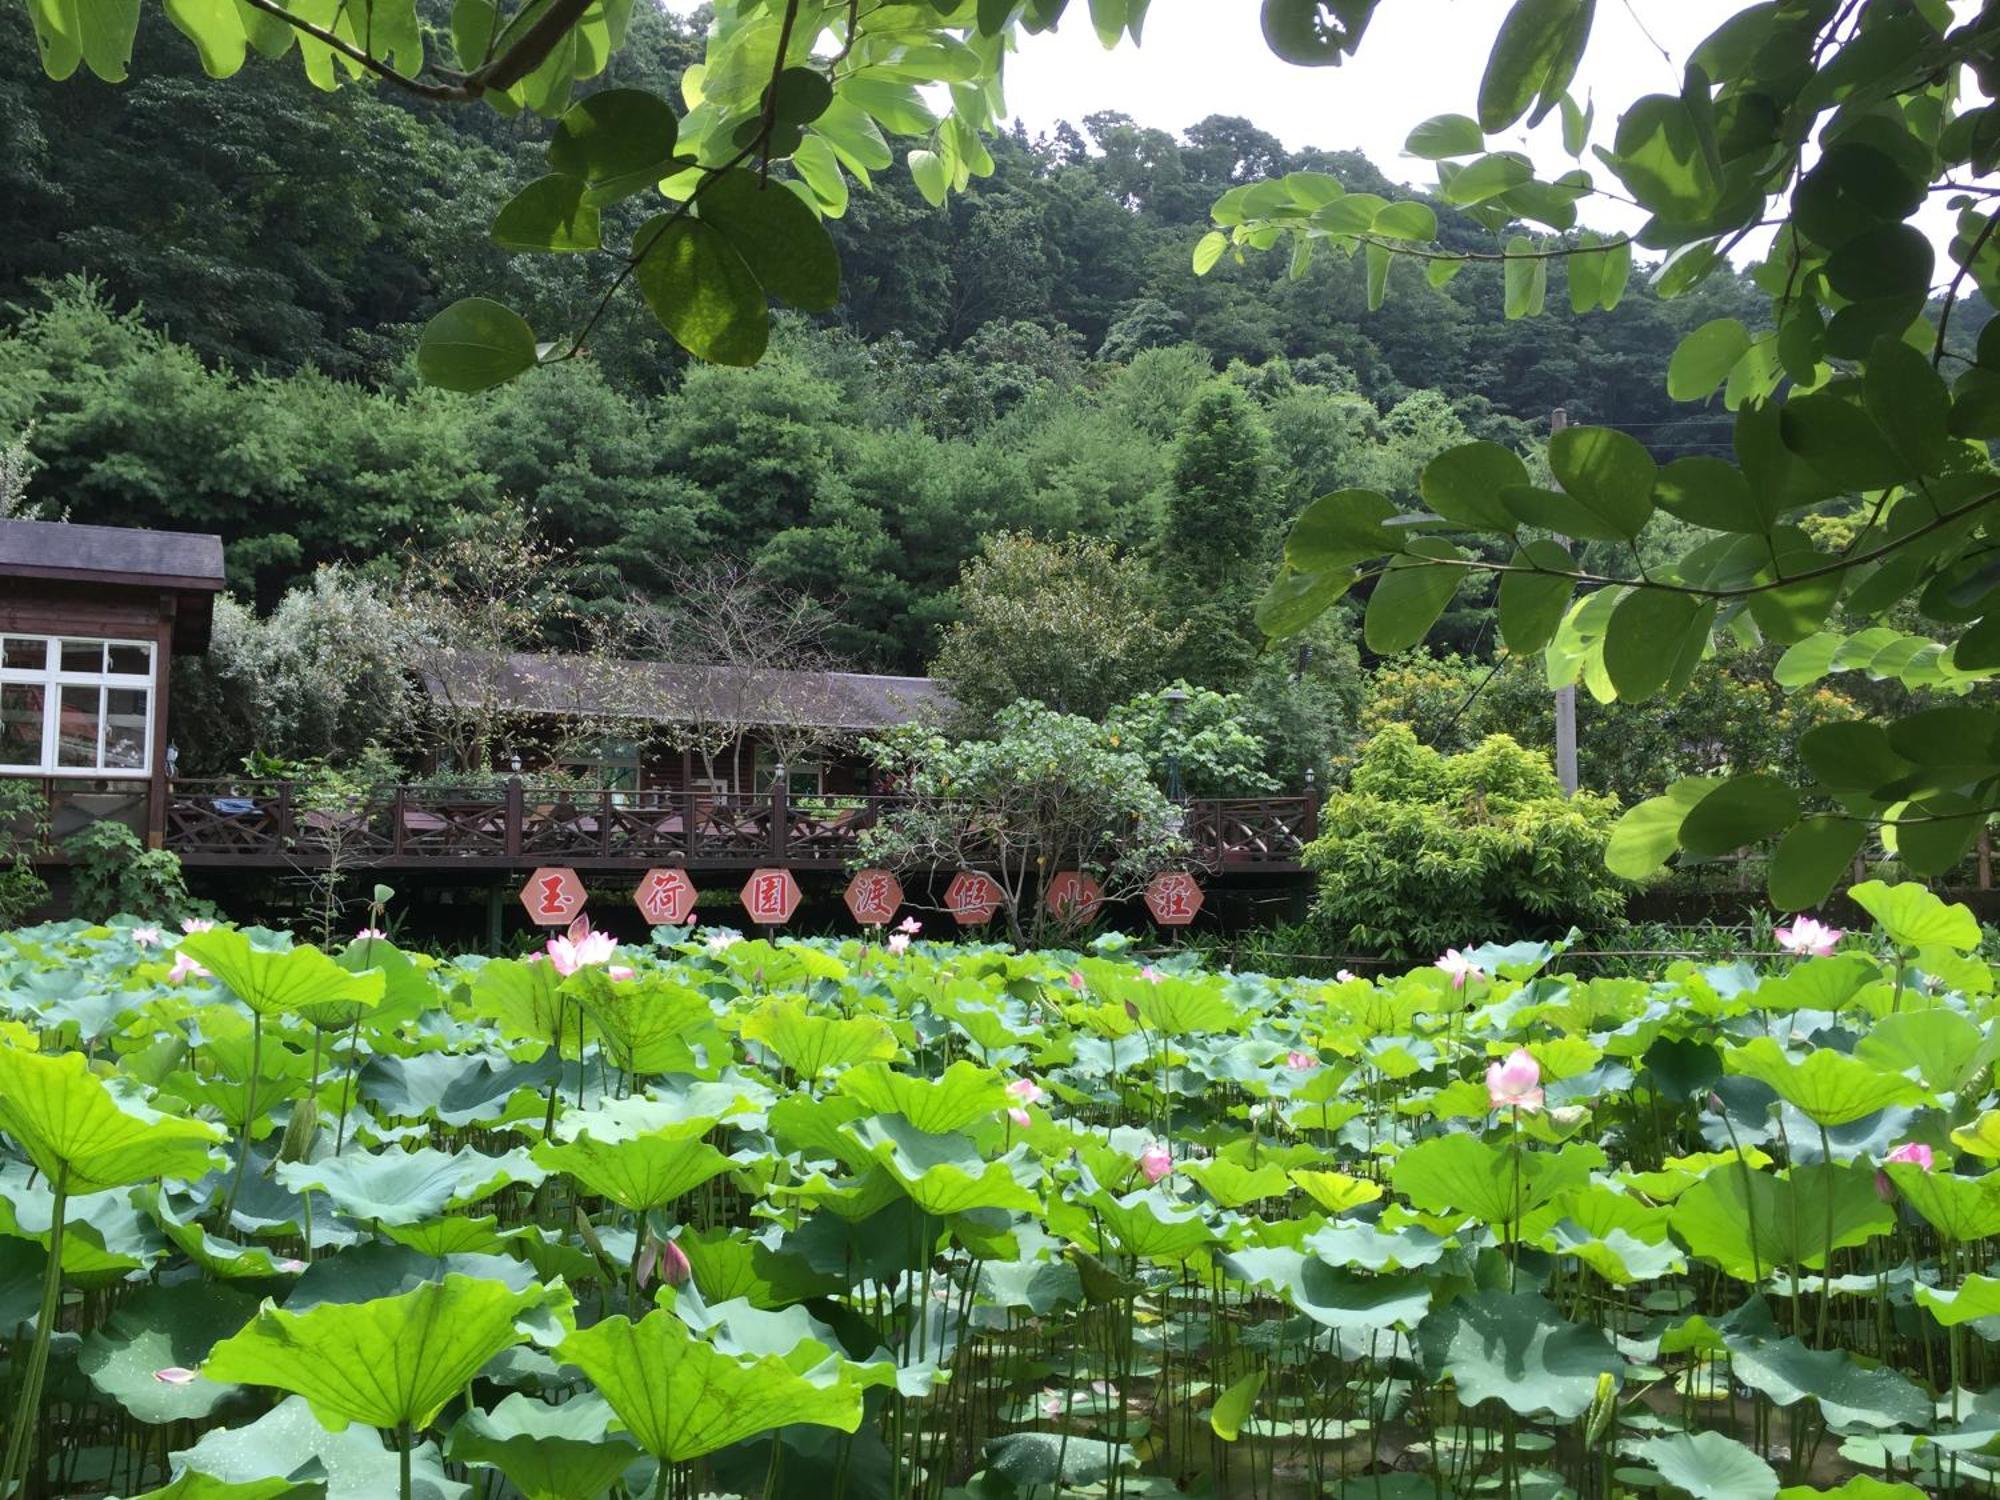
<box><xmin>1162</xmin><ymin>687</ymin><xmax>1188</xmax><ymax>802</ymax></box>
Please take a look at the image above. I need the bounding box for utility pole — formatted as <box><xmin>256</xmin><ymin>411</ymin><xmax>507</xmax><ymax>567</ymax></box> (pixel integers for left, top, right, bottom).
<box><xmin>1551</xmin><ymin>406</ymin><xmax>1579</xmax><ymax>797</ymax></box>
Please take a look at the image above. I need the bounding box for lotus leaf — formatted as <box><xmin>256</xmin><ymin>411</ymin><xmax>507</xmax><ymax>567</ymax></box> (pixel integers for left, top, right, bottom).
<box><xmin>556</xmin><ymin>1307</ymin><xmax>864</xmax><ymax>1462</ymax></box>
<box><xmin>1633</xmin><ymin>1431</ymin><xmax>1779</xmax><ymax>1500</ymax></box>
<box><xmin>275</xmin><ymin>1146</ymin><xmax>546</xmax><ymax>1226</ymax></box>
<box><xmin>741</xmin><ymin>999</ymin><xmax>897</xmax><ymax>1080</ymax></box>
<box><xmin>179</xmin><ymin>929</ymin><xmax>385</xmax><ymax>1021</ymax></box>
<box><xmin>533</xmin><ymin>1121</ymin><xmax>731</xmax><ymax>1212</ymax></box>
<box><xmin>1723</xmin><ymin>1037</ymin><xmax>1927</xmax><ymax>1125</ymax></box>
<box><xmin>203</xmin><ymin>1273</ymin><xmax>573</xmax><ymax>1431</ymax></box>
<box><xmin>1416</xmin><ymin>1289</ymin><xmax>1623</xmax><ymax>1419</ymax></box>
<box><xmin>444</xmin><ymin>1392</ymin><xmax>642</xmax><ymax>1500</ymax></box>
<box><xmin>79</xmin><ymin>1282</ymin><xmax>255</xmax><ymax>1423</ymax></box>
<box><xmin>0</xmin><ymin>1044</ymin><xmax>226</xmax><ymax>1192</ymax></box>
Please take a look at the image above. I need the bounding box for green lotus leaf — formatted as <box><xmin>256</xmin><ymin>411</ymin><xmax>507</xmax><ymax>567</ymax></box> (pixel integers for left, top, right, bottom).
<box><xmin>0</xmin><ymin>1044</ymin><xmax>226</xmax><ymax>1193</ymax></box>
<box><xmin>113</xmin><ymin>1471</ymin><xmax>326</xmax><ymax>1500</ymax></box>
<box><xmin>203</xmin><ymin>1273</ymin><xmax>573</xmax><ymax>1431</ymax></box>
<box><xmin>835</xmin><ymin>1060</ymin><xmax>1010</xmax><ymax>1135</ymax></box>
<box><xmin>1300</xmin><ymin>1219</ymin><xmax>1448</xmax><ymax>1272</ymax></box>
<box><xmin>1287</xmin><ymin>1170</ymin><xmax>1385</xmax><ymax>1215</ymax></box>
<box><xmin>1180</xmin><ymin>1157</ymin><xmax>1290</xmax><ymax>1208</ymax></box>
<box><xmin>1951</xmin><ymin>1110</ymin><xmax>2000</xmax><ymax>1160</ymax></box>
<box><xmin>444</xmin><ymin>1392</ymin><xmax>643</xmax><ymax>1500</ymax></box>
<box><xmin>1415</xmin><ymin>1288</ymin><xmax>1623</xmax><ymax>1419</ymax></box>
<box><xmin>1670</xmin><ymin>1163</ymin><xmax>1893</xmax><ymax>1282</ymax></box>
<box><xmin>167</xmin><ymin>1396</ymin><xmax>461</xmax><ymax>1499</ymax></box>
<box><xmin>1777</xmin><ymin>1481</ymin><xmax>1927</xmax><ymax>1500</ymax></box>
<box><xmin>841</xmin><ymin>1114</ymin><xmax>1039</xmax><ymax>1216</ymax></box>
<box><xmin>470</xmin><ymin>957</ymin><xmax>569</xmax><ymax>1047</ymax></box>
<box><xmin>360</xmin><ymin>1051</ymin><xmax>557</xmax><ymax>1128</ymax></box>
<box><xmin>1221</xmin><ymin>1247</ymin><xmax>1430</xmax><ymax>1331</ymax></box>
<box><xmin>1848</xmin><ymin>879</ymin><xmax>1981</xmax><ymax>951</ymax></box>
<box><xmin>984</xmin><ymin>1432</ymin><xmax>1136</xmax><ymax>1488</ymax></box>
<box><xmin>275</xmin><ymin>1146</ymin><xmax>546</xmax><ymax>1227</ymax></box>
<box><xmin>1914</xmin><ymin>1272</ymin><xmax>2000</xmax><ymax>1327</ymax></box>
<box><xmin>178</xmin><ymin>929</ymin><xmax>385</xmax><ymax>1021</ymax></box>
<box><xmin>1723</xmin><ymin>1037</ymin><xmax>1927</xmax><ymax>1126</ymax></box>
<box><xmin>79</xmin><ymin>1282</ymin><xmax>256</xmax><ymax>1423</ymax></box>
<box><xmin>556</xmin><ymin>1308</ymin><xmax>864</xmax><ymax>1462</ymax></box>
<box><xmin>1210</xmin><ymin>1367</ymin><xmax>1265</xmax><ymax>1443</ymax></box>
<box><xmin>569</xmin><ymin>970</ymin><xmax>720</xmax><ymax>1076</ymax></box>
<box><xmin>133</xmin><ymin>1183</ymin><xmax>305</xmax><ymax>1281</ymax></box>
<box><xmin>1725</xmin><ymin>1334</ymin><xmax>1929</xmax><ymax>1430</ymax></box>
<box><xmin>0</xmin><ymin>1162</ymin><xmax>163</xmax><ymax>1280</ymax></box>
<box><xmin>1884</xmin><ymin>1165</ymin><xmax>2000</xmax><ymax>1243</ymax></box>
<box><xmin>1853</xmin><ymin>1008</ymin><xmax>1993</xmax><ymax>1096</ymax></box>
<box><xmin>1126</xmin><ymin>977</ymin><xmax>1246</xmax><ymax>1036</ymax></box>
<box><xmin>1392</xmin><ymin>1135</ymin><xmax>1602</xmax><ymax>1229</ymax></box>
<box><xmin>1633</xmin><ymin>1431</ymin><xmax>1779</xmax><ymax>1500</ymax></box>
<box><xmin>741</xmin><ymin>999</ymin><xmax>898</xmax><ymax>1082</ymax></box>
<box><xmin>533</xmin><ymin>1120</ymin><xmax>732</xmax><ymax>1213</ymax></box>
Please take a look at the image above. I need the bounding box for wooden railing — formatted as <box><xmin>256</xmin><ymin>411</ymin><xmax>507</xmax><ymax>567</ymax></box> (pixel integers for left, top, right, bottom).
<box><xmin>155</xmin><ymin>779</ymin><xmax>1316</xmax><ymax>873</ymax></box>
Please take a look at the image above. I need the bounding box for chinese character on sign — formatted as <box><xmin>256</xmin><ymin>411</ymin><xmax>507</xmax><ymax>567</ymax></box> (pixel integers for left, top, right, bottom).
<box><xmin>943</xmin><ymin>870</ymin><xmax>1002</xmax><ymax>926</ymax></box>
<box><xmin>740</xmin><ymin>867</ymin><xmax>801</xmax><ymax>925</ymax></box>
<box><xmin>1143</xmin><ymin>871</ymin><xmax>1204</xmax><ymax>927</ymax></box>
<box><xmin>520</xmin><ymin>866</ymin><xmax>585</xmax><ymax>926</ymax></box>
<box><xmin>634</xmin><ymin>867</ymin><xmax>696</xmax><ymax>925</ymax></box>
<box><xmin>1044</xmin><ymin>871</ymin><xmax>1105</xmax><ymax>924</ymax></box>
<box><xmin>844</xmin><ymin>868</ymin><xmax>903</xmax><ymax>926</ymax></box>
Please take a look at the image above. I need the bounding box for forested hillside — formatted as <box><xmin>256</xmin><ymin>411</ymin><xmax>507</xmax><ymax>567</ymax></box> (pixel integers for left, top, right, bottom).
<box><xmin>1</xmin><ymin>2</ymin><xmax>1765</xmax><ymax>676</ymax></box>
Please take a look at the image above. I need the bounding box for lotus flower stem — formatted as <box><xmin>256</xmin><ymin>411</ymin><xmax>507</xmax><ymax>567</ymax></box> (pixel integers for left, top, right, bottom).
<box><xmin>222</xmin><ymin>1011</ymin><xmax>263</xmax><ymax>1224</ymax></box>
<box><xmin>1</xmin><ymin>1164</ymin><xmax>66</xmax><ymax>1498</ymax></box>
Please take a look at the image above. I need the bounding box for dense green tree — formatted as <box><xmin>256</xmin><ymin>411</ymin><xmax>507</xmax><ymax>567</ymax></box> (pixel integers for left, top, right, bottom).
<box><xmin>1158</xmin><ymin>384</ymin><xmax>1276</xmax><ymax>685</ymax></box>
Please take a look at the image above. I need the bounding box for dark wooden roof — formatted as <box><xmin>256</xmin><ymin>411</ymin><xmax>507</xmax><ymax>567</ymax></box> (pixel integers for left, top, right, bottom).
<box><xmin>0</xmin><ymin>519</ymin><xmax>227</xmax><ymax>651</ymax></box>
<box><xmin>423</xmin><ymin>651</ymin><xmax>952</xmax><ymax>732</ymax></box>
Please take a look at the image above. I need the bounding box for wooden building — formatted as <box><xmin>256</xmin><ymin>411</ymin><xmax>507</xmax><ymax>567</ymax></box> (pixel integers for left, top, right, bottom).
<box><xmin>0</xmin><ymin>518</ymin><xmax>225</xmax><ymax>847</ymax></box>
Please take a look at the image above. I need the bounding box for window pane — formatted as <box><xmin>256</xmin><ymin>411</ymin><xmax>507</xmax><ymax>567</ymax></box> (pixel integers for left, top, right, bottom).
<box><xmin>2</xmin><ymin>638</ymin><xmax>47</xmax><ymax>672</ymax></box>
<box><xmin>0</xmin><ymin>684</ymin><xmax>44</xmax><ymax>766</ymax></box>
<box><xmin>104</xmin><ymin>688</ymin><xmax>148</xmax><ymax>769</ymax></box>
<box><xmin>56</xmin><ymin>685</ymin><xmax>100</xmax><ymax>767</ymax></box>
<box><xmin>107</xmin><ymin>643</ymin><xmax>151</xmax><ymax>676</ymax></box>
<box><xmin>60</xmin><ymin>640</ymin><xmax>105</xmax><ymax>674</ymax></box>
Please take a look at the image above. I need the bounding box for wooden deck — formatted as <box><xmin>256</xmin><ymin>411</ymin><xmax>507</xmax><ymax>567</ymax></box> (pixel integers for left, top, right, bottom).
<box><xmin>149</xmin><ymin>780</ymin><xmax>1315</xmax><ymax>874</ymax></box>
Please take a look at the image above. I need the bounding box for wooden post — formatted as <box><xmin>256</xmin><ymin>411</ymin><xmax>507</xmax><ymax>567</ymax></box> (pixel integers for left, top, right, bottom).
<box><xmin>505</xmin><ymin>777</ymin><xmax>524</xmax><ymax>858</ymax></box>
<box><xmin>275</xmin><ymin>781</ymin><xmax>295</xmax><ymax>848</ymax></box>
<box><xmin>392</xmin><ymin>786</ymin><xmax>407</xmax><ymax>856</ymax></box>
<box><xmin>769</xmin><ymin>762</ymin><xmax>788</xmax><ymax>862</ymax></box>
<box><xmin>599</xmin><ymin>787</ymin><xmax>613</xmax><ymax>855</ymax></box>
<box><xmin>146</xmin><ymin>599</ymin><xmax>174</xmax><ymax>848</ymax></box>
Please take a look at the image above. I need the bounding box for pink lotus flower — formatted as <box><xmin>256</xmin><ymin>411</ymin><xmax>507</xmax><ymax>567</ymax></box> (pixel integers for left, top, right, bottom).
<box><xmin>355</xmin><ymin>926</ymin><xmax>386</xmax><ymax>941</ymax></box>
<box><xmin>130</xmin><ymin>926</ymin><xmax>162</xmax><ymax>948</ymax></box>
<box><xmin>897</xmin><ymin>916</ymin><xmax>922</xmax><ymax>935</ymax></box>
<box><xmin>1436</xmin><ymin>949</ymin><xmax>1484</xmax><ymax>989</ymax></box>
<box><xmin>1136</xmin><ymin>964</ymin><xmax>1162</xmax><ymax>983</ymax></box>
<box><xmin>1066</xmin><ymin>971</ymin><xmax>1086</xmax><ymax>992</ymax></box>
<box><xmin>1139</xmin><ymin>1143</ymin><xmax>1173</xmax><ymax>1183</ymax></box>
<box><xmin>1007</xmin><ymin>1107</ymin><xmax>1032</xmax><ymax>1127</ymax></box>
<box><xmin>546</xmin><ymin>928</ymin><xmax>621</xmax><ymax>977</ymax></box>
<box><xmin>1776</xmin><ymin>916</ymin><xmax>1844</xmax><ymax>957</ymax></box>
<box><xmin>275</xmin><ymin>1258</ymin><xmax>307</xmax><ymax>1273</ymax></box>
<box><xmin>165</xmin><ymin>952</ymin><xmax>210</xmax><ymax>984</ymax></box>
<box><xmin>1486</xmin><ymin>1048</ymin><xmax>1544</xmax><ymax>1113</ymax></box>
<box><xmin>1336</xmin><ymin>969</ymin><xmax>1358</xmax><ymax>983</ymax></box>
<box><xmin>153</xmin><ymin>1367</ymin><xmax>198</xmax><ymax>1385</ymax></box>
<box><xmin>637</xmin><ymin>1235</ymin><xmax>692</xmax><ymax>1289</ymax></box>
<box><xmin>1007</xmin><ymin>1077</ymin><xmax>1045</xmax><ymax>1105</ymax></box>
<box><xmin>1885</xmin><ymin>1141</ymin><xmax>1935</xmax><ymax>1172</ymax></box>
<box><xmin>886</xmin><ymin>933</ymin><xmax>911</xmax><ymax>955</ymax></box>
<box><xmin>180</xmin><ymin>918</ymin><xmax>215</xmax><ymax>934</ymax></box>
<box><xmin>1039</xmin><ymin>1389</ymin><xmax>1066</xmax><ymax>1420</ymax></box>
<box><xmin>1286</xmin><ymin>1049</ymin><xmax>1319</xmax><ymax>1071</ymax></box>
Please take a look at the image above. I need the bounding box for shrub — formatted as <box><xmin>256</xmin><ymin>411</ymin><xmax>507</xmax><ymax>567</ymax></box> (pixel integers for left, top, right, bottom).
<box><xmin>0</xmin><ymin>780</ymin><xmax>49</xmax><ymax>925</ymax></box>
<box><xmin>61</xmin><ymin>821</ymin><xmax>200</xmax><ymax>924</ymax></box>
<box><xmin>1303</xmin><ymin>724</ymin><xmax>1627</xmax><ymax>959</ymax></box>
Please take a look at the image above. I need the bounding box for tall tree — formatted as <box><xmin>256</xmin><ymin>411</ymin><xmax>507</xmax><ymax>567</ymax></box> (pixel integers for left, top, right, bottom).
<box><xmin>1158</xmin><ymin>383</ymin><xmax>1275</xmax><ymax>685</ymax></box>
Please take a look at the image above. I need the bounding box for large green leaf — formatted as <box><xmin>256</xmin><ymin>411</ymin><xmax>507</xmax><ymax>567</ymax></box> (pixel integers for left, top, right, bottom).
<box><xmin>1668</xmin><ymin>318</ymin><xmax>1753</xmax><ymax>402</ymax></box>
<box><xmin>557</xmin><ymin>1309</ymin><xmax>863</xmax><ymax>1462</ymax></box>
<box><xmin>1416</xmin><ymin>1288</ymin><xmax>1622</xmax><ymax>1419</ymax></box>
<box><xmin>490</xmin><ymin>175</ymin><xmax>601</xmax><ymax>252</ymax></box>
<box><xmin>1392</xmin><ymin>1135</ymin><xmax>1599</xmax><ymax>1228</ymax></box>
<box><xmin>165</xmin><ymin>1396</ymin><xmax>459</xmax><ymax>1499</ymax></box>
<box><xmin>1286</xmin><ymin>488</ymin><xmax>1399</xmax><ymax>570</ymax></box>
<box><xmin>0</xmin><ymin>1045</ymin><xmax>225</xmax><ymax>1193</ymax></box>
<box><xmin>1497</xmin><ymin>539</ymin><xmax>1576</xmax><ymax>653</ymax></box>
<box><xmin>1419</xmin><ymin>442</ymin><xmax>1525</xmax><ymax>531</ymax></box>
<box><xmin>741</xmin><ymin>1000</ymin><xmax>897</xmax><ymax>1081</ymax></box>
<box><xmin>546</xmin><ymin>87</ymin><xmax>678</xmax><ymax>206</ymax></box>
<box><xmin>1768</xmin><ymin>816</ymin><xmax>1868</xmax><ymax>912</ymax></box>
<box><xmin>80</xmin><ymin>1282</ymin><xmax>255</xmax><ymax>1424</ymax></box>
<box><xmin>1723</xmin><ymin>1037</ymin><xmax>1926</xmax><ymax>1126</ymax></box>
<box><xmin>204</xmin><ymin>1274</ymin><xmax>573</xmax><ymax>1431</ymax></box>
<box><xmin>1602</xmin><ymin>588</ymin><xmax>1712</xmax><ymax>702</ymax></box>
<box><xmin>1633</xmin><ymin>1432</ymin><xmax>1778</xmax><ymax>1500</ymax></box>
<box><xmin>275</xmin><ymin>1146</ymin><xmax>546</xmax><ymax>1227</ymax></box>
<box><xmin>1848</xmin><ymin>879</ymin><xmax>1981</xmax><ymax>951</ymax></box>
<box><xmin>533</xmin><ymin>1121</ymin><xmax>732</xmax><ymax>1213</ymax></box>
<box><xmin>1676</xmin><ymin>773</ymin><xmax>1800</xmax><ymax>858</ymax></box>
<box><xmin>1605</xmin><ymin>777</ymin><xmax>1720</xmax><ymax>879</ymax></box>
<box><xmin>1364</xmin><ymin>539</ymin><xmax>1468</xmax><ymax>653</ymax></box>
<box><xmin>445</xmin><ymin>1392</ymin><xmax>642</xmax><ymax>1500</ymax></box>
<box><xmin>416</xmin><ymin>297</ymin><xmax>541</xmax><ymax>393</ymax></box>
<box><xmin>1670</xmin><ymin>1163</ymin><xmax>1892</xmax><ymax>1281</ymax></box>
<box><xmin>179</xmin><ymin>929</ymin><xmax>385</xmax><ymax>1021</ymax></box>
<box><xmin>633</xmin><ymin>216</ymin><xmax>768</xmax><ymax>366</ymax></box>
<box><xmin>1221</xmin><ymin>1247</ymin><xmax>1429</xmax><ymax>1332</ymax></box>
<box><xmin>698</xmin><ymin>169</ymin><xmax>840</xmax><ymax>312</ymax></box>
<box><xmin>842</xmin><ymin>1115</ymin><xmax>1038</xmax><ymax>1216</ymax></box>
<box><xmin>835</xmin><ymin>1060</ymin><xmax>1008</xmax><ymax>1135</ymax></box>
<box><xmin>1545</xmin><ymin>425</ymin><xmax>1655</xmax><ymax>540</ymax></box>
<box><xmin>1477</xmin><ymin>0</ymin><xmax>1592</xmax><ymax>131</ymax></box>
<box><xmin>1209</xmin><ymin>1368</ymin><xmax>1265</xmax><ymax>1442</ymax></box>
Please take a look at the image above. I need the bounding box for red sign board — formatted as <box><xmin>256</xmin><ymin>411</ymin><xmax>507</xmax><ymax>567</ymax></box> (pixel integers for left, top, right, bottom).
<box><xmin>1144</xmin><ymin>871</ymin><xmax>1205</xmax><ymax>927</ymax></box>
<box><xmin>1044</xmin><ymin>870</ymin><xmax>1105</xmax><ymax>924</ymax></box>
<box><xmin>741</xmin><ymin>867</ymin><xmax>802</xmax><ymax>925</ymax></box>
<box><xmin>944</xmin><ymin>870</ymin><xmax>1003</xmax><ymax>926</ymax></box>
<box><xmin>520</xmin><ymin>866</ymin><xmax>586</xmax><ymax>926</ymax></box>
<box><xmin>635</xmin><ymin>867</ymin><xmax>697</xmax><ymax>926</ymax></box>
<box><xmin>844</xmin><ymin>869</ymin><xmax>904</xmax><ymax>927</ymax></box>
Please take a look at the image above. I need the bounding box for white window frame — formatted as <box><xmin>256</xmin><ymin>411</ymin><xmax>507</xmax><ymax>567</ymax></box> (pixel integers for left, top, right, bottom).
<box><xmin>0</xmin><ymin>634</ymin><xmax>155</xmax><ymax>778</ymax></box>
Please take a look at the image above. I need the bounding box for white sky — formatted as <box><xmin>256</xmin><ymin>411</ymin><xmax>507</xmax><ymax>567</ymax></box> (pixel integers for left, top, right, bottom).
<box><xmin>1000</xmin><ymin>0</ymin><xmax>1735</xmax><ymax>237</ymax></box>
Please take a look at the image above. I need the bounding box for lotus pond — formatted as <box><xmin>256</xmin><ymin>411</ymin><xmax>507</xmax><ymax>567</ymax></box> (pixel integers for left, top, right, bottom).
<box><xmin>3</xmin><ymin>884</ymin><xmax>2000</xmax><ymax>1500</ymax></box>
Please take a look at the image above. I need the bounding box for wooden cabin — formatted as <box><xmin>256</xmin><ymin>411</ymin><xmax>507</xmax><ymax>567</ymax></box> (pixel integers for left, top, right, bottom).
<box><xmin>0</xmin><ymin>519</ymin><xmax>225</xmax><ymax>849</ymax></box>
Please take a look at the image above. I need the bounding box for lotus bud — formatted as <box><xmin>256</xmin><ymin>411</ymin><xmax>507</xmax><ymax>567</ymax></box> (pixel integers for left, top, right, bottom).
<box><xmin>277</xmin><ymin>1096</ymin><xmax>319</xmax><ymax>1164</ymax></box>
<box><xmin>1583</xmin><ymin>1372</ymin><xmax>1617</xmax><ymax>1446</ymax></box>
